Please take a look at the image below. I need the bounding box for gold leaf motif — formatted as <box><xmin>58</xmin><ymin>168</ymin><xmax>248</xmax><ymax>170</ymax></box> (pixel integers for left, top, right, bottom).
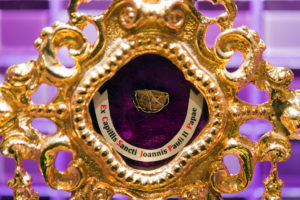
<box><xmin>0</xmin><ymin>0</ymin><xmax>298</xmax><ymax>199</ymax></box>
<box><xmin>0</xmin><ymin>89</ymin><xmax>17</xmax><ymax>129</ymax></box>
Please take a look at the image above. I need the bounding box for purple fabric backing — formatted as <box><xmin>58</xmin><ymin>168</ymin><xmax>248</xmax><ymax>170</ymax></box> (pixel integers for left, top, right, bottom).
<box><xmin>90</xmin><ymin>54</ymin><xmax>208</xmax><ymax>169</ymax></box>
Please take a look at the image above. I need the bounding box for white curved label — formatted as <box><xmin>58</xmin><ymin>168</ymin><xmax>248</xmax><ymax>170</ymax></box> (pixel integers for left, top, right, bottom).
<box><xmin>93</xmin><ymin>90</ymin><xmax>203</xmax><ymax>162</ymax></box>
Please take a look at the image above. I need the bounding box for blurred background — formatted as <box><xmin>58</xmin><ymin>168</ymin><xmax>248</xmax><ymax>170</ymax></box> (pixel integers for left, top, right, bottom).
<box><xmin>0</xmin><ymin>0</ymin><xmax>299</xmax><ymax>199</ymax></box>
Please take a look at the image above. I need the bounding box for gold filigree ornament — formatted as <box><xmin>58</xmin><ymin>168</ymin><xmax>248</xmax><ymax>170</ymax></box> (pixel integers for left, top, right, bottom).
<box><xmin>0</xmin><ymin>0</ymin><xmax>299</xmax><ymax>199</ymax></box>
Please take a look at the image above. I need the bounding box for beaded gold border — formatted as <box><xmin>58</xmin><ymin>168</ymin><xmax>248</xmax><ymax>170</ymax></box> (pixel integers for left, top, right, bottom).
<box><xmin>71</xmin><ymin>35</ymin><xmax>226</xmax><ymax>189</ymax></box>
<box><xmin>0</xmin><ymin>0</ymin><xmax>299</xmax><ymax>199</ymax></box>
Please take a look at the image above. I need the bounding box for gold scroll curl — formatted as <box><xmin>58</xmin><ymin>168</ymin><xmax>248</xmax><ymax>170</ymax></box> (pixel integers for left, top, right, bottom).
<box><xmin>0</xmin><ymin>0</ymin><xmax>299</xmax><ymax>199</ymax></box>
<box><xmin>40</xmin><ymin>135</ymin><xmax>86</xmax><ymax>191</ymax></box>
<box><xmin>210</xmin><ymin>136</ymin><xmax>255</xmax><ymax>194</ymax></box>
<box><xmin>194</xmin><ymin>0</ymin><xmax>237</xmax><ymax>63</ymax></box>
<box><xmin>215</xmin><ymin>27</ymin><xmax>265</xmax><ymax>89</ymax></box>
<box><xmin>35</xmin><ymin>22</ymin><xmax>90</xmax><ymax>84</ymax></box>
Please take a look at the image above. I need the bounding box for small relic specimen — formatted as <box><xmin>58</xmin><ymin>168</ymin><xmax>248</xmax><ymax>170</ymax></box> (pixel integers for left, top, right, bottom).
<box><xmin>133</xmin><ymin>89</ymin><xmax>170</xmax><ymax>113</ymax></box>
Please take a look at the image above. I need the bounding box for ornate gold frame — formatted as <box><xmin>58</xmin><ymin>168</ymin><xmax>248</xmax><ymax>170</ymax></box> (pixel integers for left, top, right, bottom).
<box><xmin>0</xmin><ymin>0</ymin><xmax>299</xmax><ymax>199</ymax></box>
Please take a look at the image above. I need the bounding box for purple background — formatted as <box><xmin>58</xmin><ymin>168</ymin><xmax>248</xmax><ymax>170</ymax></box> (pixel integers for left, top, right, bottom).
<box><xmin>0</xmin><ymin>0</ymin><xmax>300</xmax><ymax>200</ymax></box>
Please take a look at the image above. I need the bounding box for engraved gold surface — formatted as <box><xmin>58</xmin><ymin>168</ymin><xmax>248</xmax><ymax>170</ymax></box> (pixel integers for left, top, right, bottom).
<box><xmin>0</xmin><ymin>0</ymin><xmax>299</xmax><ymax>199</ymax></box>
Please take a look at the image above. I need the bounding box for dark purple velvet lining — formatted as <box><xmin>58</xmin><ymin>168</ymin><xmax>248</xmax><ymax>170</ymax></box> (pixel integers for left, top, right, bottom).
<box><xmin>89</xmin><ymin>54</ymin><xmax>208</xmax><ymax>169</ymax></box>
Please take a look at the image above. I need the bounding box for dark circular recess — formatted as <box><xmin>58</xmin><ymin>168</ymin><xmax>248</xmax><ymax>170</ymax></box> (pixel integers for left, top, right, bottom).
<box><xmin>89</xmin><ymin>54</ymin><xmax>208</xmax><ymax>169</ymax></box>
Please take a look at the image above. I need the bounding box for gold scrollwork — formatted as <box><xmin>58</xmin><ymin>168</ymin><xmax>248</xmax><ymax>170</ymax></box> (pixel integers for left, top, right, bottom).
<box><xmin>8</xmin><ymin>158</ymin><xmax>39</xmax><ymax>200</ymax></box>
<box><xmin>182</xmin><ymin>183</ymin><xmax>222</xmax><ymax>200</ymax></box>
<box><xmin>166</xmin><ymin>3</ymin><xmax>186</xmax><ymax>29</ymax></box>
<box><xmin>35</xmin><ymin>22</ymin><xmax>90</xmax><ymax>84</ymax></box>
<box><xmin>40</xmin><ymin>135</ymin><xmax>86</xmax><ymax>191</ymax></box>
<box><xmin>119</xmin><ymin>3</ymin><xmax>140</xmax><ymax>29</ymax></box>
<box><xmin>215</xmin><ymin>27</ymin><xmax>265</xmax><ymax>88</ymax></box>
<box><xmin>210</xmin><ymin>136</ymin><xmax>255</xmax><ymax>194</ymax></box>
<box><xmin>70</xmin><ymin>178</ymin><xmax>112</xmax><ymax>200</ymax></box>
<box><xmin>0</xmin><ymin>0</ymin><xmax>299</xmax><ymax>199</ymax></box>
<box><xmin>281</xmin><ymin>90</ymin><xmax>300</xmax><ymax>139</ymax></box>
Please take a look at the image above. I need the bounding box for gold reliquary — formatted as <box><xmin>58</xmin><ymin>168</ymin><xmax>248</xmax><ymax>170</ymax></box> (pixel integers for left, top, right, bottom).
<box><xmin>0</xmin><ymin>0</ymin><xmax>299</xmax><ymax>199</ymax></box>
